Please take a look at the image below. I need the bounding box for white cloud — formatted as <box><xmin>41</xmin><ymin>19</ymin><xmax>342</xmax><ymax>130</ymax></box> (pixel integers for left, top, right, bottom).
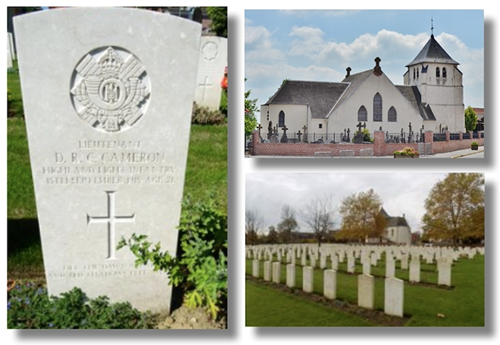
<box><xmin>245</xmin><ymin>23</ymin><xmax>285</xmax><ymax>62</ymax></box>
<box><xmin>279</xmin><ymin>10</ymin><xmax>360</xmax><ymax>18</ymax></box>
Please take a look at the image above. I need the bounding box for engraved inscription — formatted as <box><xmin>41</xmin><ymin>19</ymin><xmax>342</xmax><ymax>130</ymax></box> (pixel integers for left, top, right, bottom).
<box><xmin>198</xmin><ymin>76</ymin><xmax>213</xmax><ymax>101</ymax></box>
<box><xmin>87</xmin><ymin>191</ymin><xmax>135</xmax><ymax>260</ymax></box>
<box><xmin>70</xmin><ymin>47</ymin><xmax>150</xmax><ymax>133</ymax></box>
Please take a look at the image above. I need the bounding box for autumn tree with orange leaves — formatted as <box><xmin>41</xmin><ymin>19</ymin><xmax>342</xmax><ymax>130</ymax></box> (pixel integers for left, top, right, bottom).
<box><xmin>421</xmin><ymin>173</ymin><xmax>484</xmax><ymax>246</ymax></box>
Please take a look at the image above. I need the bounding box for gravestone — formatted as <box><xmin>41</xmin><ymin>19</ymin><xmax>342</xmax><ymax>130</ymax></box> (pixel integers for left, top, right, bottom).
<box><xmin>264</xmin><ymin>261</ymin><xmax>272</xmax><ymax>281</ymax></box>
<box><xmin>272</xmin><ymin>262</ymin><xmax>281</xmax><ymax>284</ymax></box>
<box><xmin>409</xmin><ymin>258</ymin><xmax>420</xmax><ymax>283</ymax></box>
<box><xmin>386</xmin><ymin>259</ymin><xmax>395</xmax><ymax>278</ymax></box>
<box><xmin>358</xmin><ymin>274</ymin><xmax>375</xmax><ymax>309</ymax></box>
<box><xmin>324</xmin><ymin>270</ymin><xmax>337</xmax><ymax>300</ymax></box>
<box><xmin>14</xmin><ymin>8</ymin><xmax>201</xmax><ymax>313</ymax></box>
<box><xmin>303</xmin><ymin>266</ymin><xmax>314</xmax><ymax>293</ymax></box>
<box><xmin>384</xmin><ymin>277</ymin><xmax>404</xmax><ymax>317</ymax></box>
<box><xmin>347</xmin><ymin>255</ymin><xmax>355</xmax><ymax>273</ymax></box>
<box><xmin>286</xmin><ymin>264</ymin><xmax>296</xmax><ymax>288</ymax></box>
<box><xmin>8</xmin><ymin>32</ymin><xmax>16</xmax><ymax>60</ymax></box>
<box><xmin>252</xmin><ymin>259</ymin><xmax>260</xmax><ymax>278</ymax></box>
<box><xmin>194</xmin><ymin>36</ymin><xmax>227</xmax><ymax>110</ymax></box>
<box><xmin>7</xmin><ymin>33</ymin><xmax>13</xmax><ymax>69</ymax></box>
<box><xmin>437</xmin><ymin>261</ymin><xmax>452</xmax><ymax>286</ymax></box>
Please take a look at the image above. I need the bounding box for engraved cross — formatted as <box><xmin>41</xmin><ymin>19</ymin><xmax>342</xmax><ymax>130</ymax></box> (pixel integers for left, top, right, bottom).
<box><xmin>199</xmin><ymin>76</ymin><xmax>213</xmax><ymax>100</ymax></box>
<box><xmin>87</xmin><ymin>191</ymin><xmax>135</xmax><ymax>260</ymax></box>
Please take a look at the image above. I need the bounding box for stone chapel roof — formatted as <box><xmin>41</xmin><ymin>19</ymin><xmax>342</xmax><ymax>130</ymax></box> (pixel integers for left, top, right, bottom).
<box><xmin>264</xmin><ymin>80</ymin><xmax>349</xmax><ymax>119</ymax></box>
<box><xmin>379</xmin><ymin>207</ymin><xmax>410</xmax><ymax>228</ymax></box>
<box><xmin>406</xmin><ymin>34</ymin><xmax>459</xmax><ymax>66</ymax></box>
<box><xmin>395</xmin><ymin>85</ymin><xmax>437</xmax><ymax>121</ymax></box>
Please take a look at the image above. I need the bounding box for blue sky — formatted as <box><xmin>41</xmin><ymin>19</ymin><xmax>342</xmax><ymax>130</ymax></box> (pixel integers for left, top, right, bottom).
<box><xmin>245</xmin><ymin>10</ymin><xmax>484</xmax><ymax>116</ymax></box>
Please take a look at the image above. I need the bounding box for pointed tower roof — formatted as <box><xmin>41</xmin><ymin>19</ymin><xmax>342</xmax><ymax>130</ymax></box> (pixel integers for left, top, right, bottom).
<box><xmin>406</xmin><ymin>34</ymin><xmax>459</xmax><ymax>67</ymax></box>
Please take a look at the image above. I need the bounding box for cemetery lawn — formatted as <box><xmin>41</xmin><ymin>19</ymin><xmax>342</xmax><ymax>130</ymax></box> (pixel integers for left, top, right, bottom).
<box><xmin>7</xmin><ymin>118</ymin><xmax>227</xmax><ymax>278</ymax></box>
<box><xmin>245</xmin><ymin>255</ymin><xmax>484</xmax><ymax>327</ymax></box>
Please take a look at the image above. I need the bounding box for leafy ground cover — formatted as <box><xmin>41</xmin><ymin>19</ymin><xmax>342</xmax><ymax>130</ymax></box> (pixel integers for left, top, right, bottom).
<box><xmin>246</xmin><ymin>255</ymin><xmax>484</xmax><ymax>327</ymax></box>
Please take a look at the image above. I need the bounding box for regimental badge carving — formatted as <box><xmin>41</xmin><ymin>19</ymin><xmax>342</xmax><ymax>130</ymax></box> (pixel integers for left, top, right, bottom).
<box><xmin>202</xmin><ymin>41</ymin><xmax>218</xmax><ymax>62</ymax></box>
<box><xmin>70</xmin><ymin>47</ymin><xmax>150</xmax><ymax>133</ymax></box>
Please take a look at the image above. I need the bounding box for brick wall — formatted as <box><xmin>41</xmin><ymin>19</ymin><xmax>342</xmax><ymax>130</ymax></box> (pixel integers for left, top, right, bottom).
<box><xmin>251</xmin><ymin>130</ymin><xmax>484</xmax><ymax>157</ymax></box>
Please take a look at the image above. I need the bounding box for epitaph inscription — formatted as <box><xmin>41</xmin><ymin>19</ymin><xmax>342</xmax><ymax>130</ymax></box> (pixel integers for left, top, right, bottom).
<box><xmin>71</xmin><ymin>47</ymin><xmax>150</xmax><ymax>133</ymax></box>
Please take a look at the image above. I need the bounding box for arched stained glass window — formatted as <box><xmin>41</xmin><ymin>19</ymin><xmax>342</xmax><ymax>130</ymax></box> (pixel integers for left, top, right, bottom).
<box><xmin>358</xmin><ymin>106</ymin><xmax>367</xmax><ymax>122</ymax></box>
<box><xmin>388</xmin><ymin>106</ymin><xmax>397</xmax><ymax>122</ymax></box>
<box><xmin>278</xmin><ymin>110</ymin><xmax>285</xmax><ymax>127</ymax></box>
<box><xmin>443</xmin><ymin>67</ymin><xmax>447</xmax><ymax>78</ymax></box>
<box><xmin>373</xmin><ymin>93</ymin><xmax>382</xmax><ymax>122</ymax></box>
<box><xmin>436</xmin><ymin>67</ymin><xmax>440</xmax><ymax>78</ymax></box>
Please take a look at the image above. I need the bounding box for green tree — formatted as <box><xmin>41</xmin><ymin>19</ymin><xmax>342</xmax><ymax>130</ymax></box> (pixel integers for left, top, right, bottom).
<box><xmin>421</xmin><ymin>173</ymin><xmax>484</xmax><ymax>246</ymax></box>
<box><xmin>277</xmin><ymin>205</ymin><xmax>299</xmax><ymax>244</ymax></box>
<box><xmin>465</xmin><ymin>106</ymin><xmax>478</xmax><ymax>132</ymax></box>
<box><xmin>207</xmin><ymin>7</ymin><xmax>227</xmax><ymax>37</ymax></box>
<box><xmin>245</xmin><ymin>79</ymin><xmax>258</xmax><ymax>139</ymax></box>
<box><xmin>266</xmin><ymin>226</ymin><xmax>279</xmax><ymax>244</ymax></box>
<box><xmin>337</xmin><ymin>189</ymin><xmax>383</xmax><ymax>242</ymax></box>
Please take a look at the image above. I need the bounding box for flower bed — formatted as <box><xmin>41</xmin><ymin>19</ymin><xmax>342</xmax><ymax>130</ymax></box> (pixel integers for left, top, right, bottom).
<box><xmin>394</xmin><ymin>147</ymin><xmax>419</xmax><ymax>158</ymax></box>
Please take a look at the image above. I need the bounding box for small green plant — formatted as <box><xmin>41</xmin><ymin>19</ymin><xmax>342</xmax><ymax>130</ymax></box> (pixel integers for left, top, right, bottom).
<box><xmin>352</xmin><ymin>128</ymin><xmax>372</xmax><ymax>143</ymax></box>
<box><xmin>7</xmin><ymin>282</ymin><xmax>155</xmax><ymax>329</ymax></box>
<box><xmin>192</xmin><ymin>102</ymin><xmax>226</xmax><ymax>125</ymax></box>
<box><xmin>471</xmin><ymin>141</ymin><xmax>478</xmax><ymax>146</ymax></box>
<box><xmin>118</xmin><ymin>196</ymin><xmax>227</xmax><ymax>320</ymax></box>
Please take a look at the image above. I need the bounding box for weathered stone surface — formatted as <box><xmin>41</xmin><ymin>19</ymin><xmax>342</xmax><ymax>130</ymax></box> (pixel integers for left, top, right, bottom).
<box><xmin>14</xmin><ymin>8</ymin><xmax>201</xmax><ymax>313</ymax></box>
<box><xmin>286</xmin><ymin>264</ymin><xmax>296</xmax><ymax>288</ymax></box>
<box><xmin>384</xmin><ymin>277</ymin><xmax>404</xmax><ymax>317</ymax></box>
<box><xmin>358</xmin><ymin>274</ymin><xmax>375</xmax><ymax>309</ymax></box>
<box><xmin>323</xmin><ymin>269</ymin><xmax>337</xmax><ymax>300</ymax></box>
<box><xmin>303</xmin><ymin>266</ymin><xmax>314</xmax><ymax>293</ymax></box>
<box><xmin>272</xmin><ymin>262</ymin><xmax>281</xmax><ymax>283</ymax></box>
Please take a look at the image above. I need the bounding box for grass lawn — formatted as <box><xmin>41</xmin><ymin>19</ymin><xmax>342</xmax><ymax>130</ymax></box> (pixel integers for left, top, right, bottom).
<box><xmin>7</xmin><ymin>117</ymin><xmax>227</xmax><ymax>279</ymax></box>
<box><xmin>245</xmin><ymin>255</ymin><xmax>484</xmax><ymax>327</ymax></box>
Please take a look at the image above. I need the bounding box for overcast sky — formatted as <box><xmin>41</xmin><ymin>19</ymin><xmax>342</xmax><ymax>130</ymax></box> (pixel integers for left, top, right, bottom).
<box><xmin>246</xmin><ymin>173</ymin><xmax>452</xmax><ymax>234</ymax></box>
<box><xmin>245</xmin><ymin>9</ymin><xmax>484</xmax><ymax>116</ymax></box>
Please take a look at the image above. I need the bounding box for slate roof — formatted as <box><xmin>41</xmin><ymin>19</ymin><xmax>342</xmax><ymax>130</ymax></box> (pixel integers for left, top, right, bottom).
<box><xmin>379</xmin><ymin>207</ymin><xmax>410</xmax><ymax>228</ymax></box>
<box><xmin>395</xmin><ymin>85</ymin><xmax>437</xmax><ymax>121</ymax></box>
<box><xmin>327</xmin><ymin>70</ymin><xmax>373</xmax><ymax>116</ymax></box>
<box><xmin>264</xmin><ymin>80</ymin><xmax>349</xmax><ymax>119</ymax></box>
<box><xmin>406</xmin><ymin>34</ymin><xmax>459</xmax><ymax>66</ymax></box>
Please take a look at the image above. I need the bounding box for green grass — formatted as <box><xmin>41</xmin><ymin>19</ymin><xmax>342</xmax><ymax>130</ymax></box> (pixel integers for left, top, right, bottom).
<box><xmin>7</xmin><ymin>62</ymin><xmax>24</xmax><ymax>117</ymax></box>
<box><xmin>246</xmin><ymin>279</ymin><xmax>373</xmax><ymax>327</ymax></box>
<box><xmin>246</xmin><ymin>255</ymin><xmax>484</xmax><ymax>327</ymax></box>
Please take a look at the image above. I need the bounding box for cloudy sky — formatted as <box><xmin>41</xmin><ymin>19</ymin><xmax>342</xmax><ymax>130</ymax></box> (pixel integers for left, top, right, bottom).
<box><xmin>245</xmin><ymin>10</ymin><xmax>484</xmax><ymax>117</ymax></box>
<box><xmin>246</xmin><ymin>173</ymin><xmax>452</xmax><ymax>234</ymax></box>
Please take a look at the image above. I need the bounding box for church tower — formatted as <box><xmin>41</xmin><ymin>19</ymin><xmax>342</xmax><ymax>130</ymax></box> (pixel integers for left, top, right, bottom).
<box><xmin>404</xmin><ymin>30</ymin><xmax>464</xmax><ymax>132</ymax></box>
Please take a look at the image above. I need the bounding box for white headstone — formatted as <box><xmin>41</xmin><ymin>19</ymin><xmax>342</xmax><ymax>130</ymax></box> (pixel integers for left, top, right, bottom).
<box><xmin>323</xmin><ymin>269</ymin><xmax>337</xmax><ymax>300</ymax></box>
<box><xmin>386</xmin><ymin>259</ymin><xmax>395</xmax><ymax>278</ymax></box>
<box><xmin>409</xmin><ymin>259</ymin><xmax>420</xmax><ymax>283</ymax></box>
<box><xmin>252</xmin><ymin>259</ymin><xmax>260</xmax><ymax>278</ymax></box>
<box><xmin>7</xmin><ymin>33</ymin><xmax>13</xmax><ymax>69</ymax></box>
<box><xmin>302</xmin><ymin>266</ymin><xmax>314</xmax><ymax>293</ymax></box>
<box><xmin>14</xmin><ymin>8</ymin><xmax>201</xmax><ymax>314</ymax></box>
<box><xmin>194</xmin><ymin>36</ymin><xmax>227</xmax><ymax>110</ymax></box>
<box><xmin>438</xmin><ymin>261</ymin><xmax>452</xmax><ymax>286</ymax></box>
<box><xmin>384</xmin><ymin>277</ymin><xmax>404</xmax><ymax>317</ymax></box>
<box><xmin>362</xmin><ymin>259</ymin><xmax>371</xmax><ymax>275</ymax></box>
<box><xmin>286</xmin><ymin>264</ymin><xmax>296</xmax><ymax>288</ymax></box>
<box><xmin>8</xmin><ymin>32</ymin><xmax>16</xmax><ymax>60</ymax></box>
<box><xmin>358</xmin><ymin>274</ymin><xmax>375</xmax><ymax>309</ymax></box>
<box><xmin>264</xmin><ymin>261</ymin><xmax>272</xmax><ymax>281</ymax></box>
<box><xmin>347</xmin><ymin>255</ymin><xmax>356</xmax><ymax>273</ymax></box>
<box><xmin>331</xmin><ymin>254</ymin><xmax>338</xmax><ymax>270</ymax></box>
<box><xmin>272</xmin><ymin>262</ymin><xmax>281</xmax><ymax>284</ymax></box>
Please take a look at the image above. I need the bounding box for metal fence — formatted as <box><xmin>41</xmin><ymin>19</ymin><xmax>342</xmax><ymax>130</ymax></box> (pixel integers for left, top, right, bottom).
<box><xmin>385</xmin><ymin>132</ymin><xmax>423</xmax><ymax>143</ymax></box>
<box><xmin>449</xmin><ymin>133</ymin><xmax>460</xmax><ymax>141</ymax></box>
<box><xmin>462</xmin><ymin>132</ymin><xmax>471</xmax><ymax>140</ymax></box>
<box><xmin>433</xmin><ymin>133</ymin><xmax>447</xmax><ymax>142</ymax></box>
<box><xmin>260</xmin><ymin>132</ymin><xmax>350</xmax><ymax>144</ymax></box>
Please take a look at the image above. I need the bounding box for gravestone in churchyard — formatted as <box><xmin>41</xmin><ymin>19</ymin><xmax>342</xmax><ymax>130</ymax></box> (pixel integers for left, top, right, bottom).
<box><xmin>303</xmin><ymin>266</ymin><xmax>314</xmax><ymax>293</ymax></box>
<box><xmin>194</xmin><ymin>36</ymin><xmax>227</xmax><ymax>110</ymax></box>
<box><xmin>409</xmin><ymin>258</ymin><xmax>421</xmax><ymax>283</ymax></box>
<box><xmin>324</xmin><ymin>270</ymin><xmax>337</xmax><ymax>300</ymax></box>
<box><xmin>264</xmin><ymin>261</ymin><xmax>272</xmax><ymax>281</ymax></box>
<box><xmin>252</xmin><ymin>260</ymin><xmax>260</xmax><ymax>278</ymax></box>
<box><xmin>286</xmin><ymin>264</ymin><xmax>296</xmax><ymax>288</ymax></box>
<box><xmin>272</xmin><ymin>262</ymin><xmax>281</xmax><ymax>283</ymax></box>
<box><xmin>384</xmin><ymin>277</ymin><xmax>404</xmax><ymax>317</ymax></box>
<box><xmin>386</xmin><ymin>259</ymin><xmax>395</xmax><ymax>278</ymax></box>
<box><xmin>7</xmin><ymin>33</ymin><xmax>13</xmax><ymax>69</ymax></box>
<box><xmin>358</xmin><ymin>274</ymin><xmax>375</xmax><ymax>309</ymax></box>
<box><xmin>14</xmin><ymin>8</ymin><xmax>201</xmax><ymax>313</ymax></box>
<box><xmin>8</xmin><ymin>32</ymin><xmax>16</xmax><ymax>60</ymax></box>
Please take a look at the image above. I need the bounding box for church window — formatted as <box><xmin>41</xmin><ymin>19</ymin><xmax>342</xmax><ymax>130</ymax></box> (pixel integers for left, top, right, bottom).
<box><xmin>388</xmin><ymin>106</ymin><xmax>397</xmax><ymax>122</ymax></box>
<box><xmin>443</xmin><ymin>67</ymin><xmax>447</xmax><ymax>78</ymax></box>
<box><xmin>373</xmin><ymin>93</ymin><xmax>382</xmax><ymax>122</ymax></box>
<box><xmin>436</xmin><ymin>67</ymin><xmax>440</xmax><ymax>78</ymax></box>
<box><xmin>417</xmin><ymin>69</ymin><xmax>419</xmax><ymax>79</ymax></box>
<box><xmin>319</xmin><ymin>124</ymin><xmax>322</xmax><ymax>129</ymax></box>
<box><xmin>278</xmin><ymin>110</ymin><xmax>285</xmax><ymax>127</ymax></box>
<box><xmin>357</xmin><ymin>106</ymin><xmax>367</xmax><ymax>122</ymax></box>
<box><xmin>413</xmin><ymin>68</ymin><xmax>415</xmax><ymax>80</ymax></box>
<box><xmin>267</xmin><ymin>111</ymin><xmax>269</xmax><ymax>121</ymax></box>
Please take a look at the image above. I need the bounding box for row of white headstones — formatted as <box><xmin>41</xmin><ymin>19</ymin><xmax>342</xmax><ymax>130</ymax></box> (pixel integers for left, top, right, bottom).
<box><xmin>247</xmin><ymin>244</ymin><xmax>484</xmax><ymax>318</ymax></box>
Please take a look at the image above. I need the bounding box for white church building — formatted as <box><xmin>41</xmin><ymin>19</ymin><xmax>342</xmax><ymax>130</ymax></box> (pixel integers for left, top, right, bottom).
<box><xmin>260</xmin><ymin>34</ymin><xmax>465</xmax><ymax>137</ymax></box>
